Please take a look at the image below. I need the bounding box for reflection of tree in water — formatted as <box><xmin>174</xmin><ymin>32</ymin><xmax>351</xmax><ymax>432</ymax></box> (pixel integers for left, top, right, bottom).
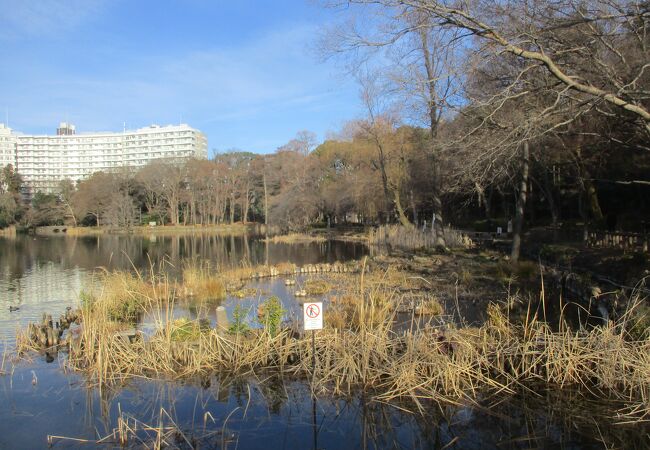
<box><xmin>70</xmin><ymin>374</ymin><xmax>649</xmax><ymax>449</ymax></box>
<box><xmin>493</xmin><ymin>389</ymin><xmax>650</xmax><ymax>449</ymax></box>
<box><xmin>0</xmin><ymin>234</ymin><xmax>367</xmax><ymax>284</ymax></box>
<box><xmin>397</xmin><ymin>389</ymin><xmax>650</xmax><ymax>449</ymax></box>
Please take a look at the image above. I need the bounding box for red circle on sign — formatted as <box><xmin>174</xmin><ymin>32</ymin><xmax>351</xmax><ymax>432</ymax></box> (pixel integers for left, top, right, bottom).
<box><xmin>306</xmin><ymin>303</ymin><xmax>320</xmax><ymax>318</ymax></box>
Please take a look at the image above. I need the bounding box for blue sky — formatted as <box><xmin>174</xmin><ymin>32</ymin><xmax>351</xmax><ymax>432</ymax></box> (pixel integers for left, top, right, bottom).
<box><xmin>0</xmin><ymin>0</ymin><xmax>363</xmax><ymax>155</ymax></box>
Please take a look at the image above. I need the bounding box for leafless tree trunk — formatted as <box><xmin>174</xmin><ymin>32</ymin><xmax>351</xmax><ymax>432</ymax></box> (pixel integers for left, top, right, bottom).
<box><xmin>511</xmin><ymin>142</ymin><xmax>530</xmax><ymax>263</ymax></box>
<box><xmin>263</xmin><ymin>171</ymin><xmax>269</xmax><ymax>226</ymax></box>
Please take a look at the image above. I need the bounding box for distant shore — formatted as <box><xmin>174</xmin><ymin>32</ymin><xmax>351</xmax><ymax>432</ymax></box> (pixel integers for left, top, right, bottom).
<box><xmin>33</xmin><ymin>223</ymin><xmax>269</xmax><ymax>236</ymax></box>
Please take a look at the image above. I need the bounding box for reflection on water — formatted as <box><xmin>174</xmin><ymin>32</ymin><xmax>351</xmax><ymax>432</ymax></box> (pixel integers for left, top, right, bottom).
<box><xmin>0</xmin><ymin>234</ymin><xmax>648</xmax><ymax>448</ymax></box>
<box><xmin>0</xmin><ymin>234</ymin><xmax>366</xmax><ymax>345</ymax></box>
<box><xmin>0</xmin><ymin>362</ymin><xmax>645</xmax><ymax>449</ymax></box>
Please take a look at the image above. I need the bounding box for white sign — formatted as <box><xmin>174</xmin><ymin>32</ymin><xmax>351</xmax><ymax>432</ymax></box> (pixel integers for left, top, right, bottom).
<box><xmin>303</xmin><ymin>302</ymin><xmax>323</xmax><ymax>331</ymax></box>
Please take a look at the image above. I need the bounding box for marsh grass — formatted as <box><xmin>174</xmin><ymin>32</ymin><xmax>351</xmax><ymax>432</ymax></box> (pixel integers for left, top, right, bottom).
<box><xmin>230</xmin><ymin>288</ymin><xmax>259</xmax><ymax>299</ymax></box>
<box><xmin>169</xmin><ymin>318</ymin><xmax>211</xmax><ymax>341</ymax></box>
<box><xmin>368</xmin><ymin>225</ymin><xmax>474</xmax><ymax>251</ymax></box>
<box><xmin>19</xmin><ymin>263</ymin><xmax>650</xmax><ymax>423</ymax></box>
<box><xmin>414</xmin><ymin>295</ymin><xmax>444</xmax><ymax>315</ymax></box>
<box><xmin>182</xmin><ymin>261</ymin><xmax>226</xmax><ymax>302</ymax></box>
<box><xmin>304</xmin><ymin>279</ymin><xmax>333</xmax><ymax>296</ymax></box>
<box><xmin>491</xmin><ymin>260</ymin><xmax>541</xmax><ymax>285</ymax></box>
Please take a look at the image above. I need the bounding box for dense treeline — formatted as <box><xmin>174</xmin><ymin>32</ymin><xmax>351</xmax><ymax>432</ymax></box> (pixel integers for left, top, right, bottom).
<box><xmin>1</xmin><ymin>0</ymin><xmax>648</xmax><ymax>261</ymax></box>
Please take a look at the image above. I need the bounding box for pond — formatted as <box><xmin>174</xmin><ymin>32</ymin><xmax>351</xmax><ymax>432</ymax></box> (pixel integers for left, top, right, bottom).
<box><xmin>0</xmin><ymin>234</ymin><xmax>366</xmax><ymax>345</ymax></box>
<box><xmin>0</xmin><ymin>233</ymin><xmax>646</xmax><ymax>449</ymax></box>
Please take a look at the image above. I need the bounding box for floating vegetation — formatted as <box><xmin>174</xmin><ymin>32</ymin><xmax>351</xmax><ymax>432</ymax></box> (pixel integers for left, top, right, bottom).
<box><xmin>304</xmin><ymin>279</ymin><xmax>333</xmax><ymax>296</ymax></box>
<box><xmin>47</xmin><ymin>406</ymin><xmax>231</xmax><ymax>449</ymax></box>
<box><xmin>230</xmin><ymin>288</ymin><xmax>259</xmax><ymax>299</ymax></box>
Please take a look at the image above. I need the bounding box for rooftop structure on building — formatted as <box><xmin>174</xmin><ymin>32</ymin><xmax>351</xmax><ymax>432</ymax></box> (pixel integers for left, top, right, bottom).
<box><xmin>56</xmin><ymin>122</ymin><xmax>76</xmax><ymax>136</ymax></box>
<box><xmin>0</xmin><ymin>122</ymin><xmax>208</xmax><ymax>193</ymax></box>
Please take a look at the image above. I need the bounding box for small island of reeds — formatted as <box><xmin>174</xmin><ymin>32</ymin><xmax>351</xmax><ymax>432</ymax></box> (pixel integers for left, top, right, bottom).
<box><xmin>16</xmin><ymin>257</ymin><xmax>650</xmax><ymax>427</ymax></box>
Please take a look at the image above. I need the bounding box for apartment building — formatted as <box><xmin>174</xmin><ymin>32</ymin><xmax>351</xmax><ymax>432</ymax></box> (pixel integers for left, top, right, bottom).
<box><xmin>0</xmin><ymin>124</ymin><xmax>15</xmax><ymax>170</ymax></box>
<box><xmin>0</xmin><ymin>122</ymin><xmax>208</xmax><ymax>193</ymax></box>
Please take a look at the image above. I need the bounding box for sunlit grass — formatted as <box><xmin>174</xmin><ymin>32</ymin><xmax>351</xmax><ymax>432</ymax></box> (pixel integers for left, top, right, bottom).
<box><xmin>16</xmin><ymin>261</ymin><xmax>650</xmax><ymax>424</ymax></box>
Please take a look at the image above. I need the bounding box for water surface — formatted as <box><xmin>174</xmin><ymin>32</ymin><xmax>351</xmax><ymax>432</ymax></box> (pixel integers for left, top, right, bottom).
<box><xmin>0</xmin><ymin>233</ymin><xmax>646</xmax><ymax>449</ymax></box>
<box><xmin>0</xmin><ymin>234</ymin><xmax>366</xmax><ymax>345</ymax></box>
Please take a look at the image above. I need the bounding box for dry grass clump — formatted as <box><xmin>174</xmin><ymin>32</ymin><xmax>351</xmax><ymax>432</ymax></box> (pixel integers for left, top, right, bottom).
<box><xmin>368</xmin><ymin>225</ymin><xmax>474</xmax><ymax>251</ymax></box>
<box><xmin>275</xmin><ymin>261</ymin><xmax>297</xmax><ymax>274</ymax></box>
<box><xmin>81</xmin><ymin>271</ymin><xmax>162</xmax><ymax>323</ymax></box>
<box><xmin>624</xmin><ymin>298</ymin><xmax>650</xmax><ymax>341</ymax></box>
<box><xmin>263</xmin><ymin>233</ymin><xmax>326</xmax><ymax>244</ymax></box>
<box><xmin>231</xmin><ymin>288</ymin><xmax>259</xmax><ymax>299</ymax></box>
<box><xmin>326</xmin><ymin>276</ymin><xmax>395</xmax><ymax>331</ymax></box>
<box><xmin>169</xmin><ymin>318</ymin><xmax>211</xmax><ymax>341</ymax></box>
<box><xmin>414</xmin><ymin>295</ymin><xmax>444</xmax><ymax>315</ymax></box>
<box><xmin>182</xmin><ymin>262</ymin><xmax>226</xmax><ymax>302</ymax></box>
<box><xmin>304</xmin><ymin>279</ymin><xmax>333</xmax><ymax>296</ymax></box>
<box><xmin>491</xmin><ymin>261</ymin><xmax>540</xmax><ymax>285</ymax></box>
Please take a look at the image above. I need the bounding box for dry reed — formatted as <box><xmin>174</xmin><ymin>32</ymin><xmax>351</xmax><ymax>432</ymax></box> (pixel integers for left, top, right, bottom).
<box><xmin>18</xmin><ymin>264</ymin><xmax>650</xmax><ymax>423</ymax></box>
<box><xmin>368</xmin><ymin>224</ymin><xmax>474</xmax><ymax>250</ymax></box>
<box><xmin>181</xmin><ymin>261</ymin><xmax>226</xmax><ymax>302</ymax></box>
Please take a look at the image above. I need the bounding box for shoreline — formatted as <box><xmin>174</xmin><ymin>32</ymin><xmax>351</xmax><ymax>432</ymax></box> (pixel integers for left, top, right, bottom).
<box><xmin>33</xmin><ymin>223</ymin><xmax>265</xmax><ymax>236</ymax></box>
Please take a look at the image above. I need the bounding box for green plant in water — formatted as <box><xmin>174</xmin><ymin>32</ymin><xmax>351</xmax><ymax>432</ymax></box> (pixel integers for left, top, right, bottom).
<box><xmin>229</xmin><ymin>304</ymin><xmax>251</xmax><ymax>335</ymax></box>
<box><xmin>170</xmin><ymin>318</ymin><xmax>210</xmax><ymax>341</ymax></box>
<box><xmin>257</xmin><ymin>296</ymin><xmax>286</xmax><ymax>337</ymax></box>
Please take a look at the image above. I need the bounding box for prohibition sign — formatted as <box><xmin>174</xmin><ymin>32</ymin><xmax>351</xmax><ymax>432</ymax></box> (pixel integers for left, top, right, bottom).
<box><xmin>305</xmin><ymin>303</ymin><xmax>320</xmax><ymax>319</ymax></box>
<box><xmin>303</xmin><ymin>302</ymin><xmax>323</xmax><ymax>331</ymax></box>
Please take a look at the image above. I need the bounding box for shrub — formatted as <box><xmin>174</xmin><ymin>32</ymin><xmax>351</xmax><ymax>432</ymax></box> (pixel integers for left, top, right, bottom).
<box><xmin>257</xmin><ymin>296</ymin><xmax>286</xmax><ymax>337</ymax></box>
<box><xmin>229</xmin><ymin>305</ymin><xmax>251</xmax><ymax>335</ymax></box>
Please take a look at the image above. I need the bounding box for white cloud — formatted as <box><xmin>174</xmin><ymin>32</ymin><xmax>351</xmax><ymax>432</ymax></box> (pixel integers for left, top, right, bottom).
<box><xmin>0</xmin><ymin>0</ymin><xmax>108</xmax><ymax>40</ymax></box>
<box><xmin>1</xmin><ymin>19</ymin><xmax>361</xmax><ymax>151</ymax></box>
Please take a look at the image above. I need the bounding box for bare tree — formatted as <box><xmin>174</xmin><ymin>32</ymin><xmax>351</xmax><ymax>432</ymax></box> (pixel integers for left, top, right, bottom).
<box><xmin>392</xmin><ymin>0</ymin><xmax>650</xmax><ymax>135</ymax></box>
<box><xmin>57</xmin><ymin>179</ymin><xmax>78</xmax><ymax>226</ymax></box>
<box><xmin>320</xmin><ymin>1</ymin><xmax>466</xmax><ymax>244</ymax></box>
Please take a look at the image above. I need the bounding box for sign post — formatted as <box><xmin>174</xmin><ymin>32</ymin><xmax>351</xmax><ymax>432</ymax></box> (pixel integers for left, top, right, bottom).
<box><xmin>303</xmin><ymin>302</ymin><xmax>323</xmax><ymax>450</ymax></box>
<box><xmin>303</xmin><ymin>302</ymin><xmax>323</xmax><ymax>376</ymax></box>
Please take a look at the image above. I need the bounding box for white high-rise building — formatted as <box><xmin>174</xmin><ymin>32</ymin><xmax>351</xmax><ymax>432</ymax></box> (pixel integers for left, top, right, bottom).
<box><xmin>0</xmin><ymin>122</ymin><xmax>207</xmax><ymax>193</ymax></box>
<box><xmin>0</xmin><ymin>124</ymin><xmax>16</xmax><ymax>171</ymax></box>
